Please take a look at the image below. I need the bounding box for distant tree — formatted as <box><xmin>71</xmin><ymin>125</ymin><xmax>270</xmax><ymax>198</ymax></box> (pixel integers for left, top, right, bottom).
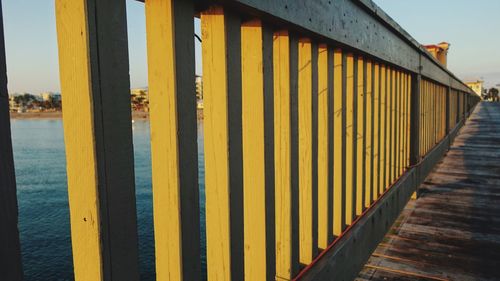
<box><xmin>488</xmin><ymin>88</ymin><xmax>499</xmax><ymax>102</ymax></box>
<box><xmin>13</xmin><ymin>93</ymin><xmax>37</xmax><ymax>106</ymax></box>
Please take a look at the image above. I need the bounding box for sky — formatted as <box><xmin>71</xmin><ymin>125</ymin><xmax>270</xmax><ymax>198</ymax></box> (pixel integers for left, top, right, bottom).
<box><xmin>1</xmin><ymin>0</ymin><xmax>499</xmax><ymax>94</ymax></box>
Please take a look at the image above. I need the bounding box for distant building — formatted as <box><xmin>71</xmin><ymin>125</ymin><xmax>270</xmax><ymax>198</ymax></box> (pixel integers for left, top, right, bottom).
<box><xmin>8</xmin><ymin>94</ymin><xmax>18</xmax><ymax>112</ymax></box>
<box><xmin>195</xmin><ymin>75</ymin><xmax>203</xmax><ymax>101</ymax></box>
<box><xmin>131</xmin><ymin>88</ymin><xmax>149</xmax><ymax>111</ymax></box>
<box><xmin>464</xmin><ymin>80</ymin><xmax>484</xmax><ymax>97</ymax></box>
<box><xmin>195</xmin><ymin>76</ymin><xmax>203</xmax><ymax>109</ymax></box>
<box><xmin>424</xmin><ymin>42</ymin><xmax>450</xmax><ymax>67</ymax></box>
<box><xmin>41</xmin><ymin>92</ymin><xmax>61</xmax><ymax>102</ymax></box>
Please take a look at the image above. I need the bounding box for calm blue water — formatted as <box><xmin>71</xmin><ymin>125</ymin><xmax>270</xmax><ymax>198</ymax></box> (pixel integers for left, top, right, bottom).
<box><xmin>11</xmin><ymin>119</ymin><xmax>206</xmax><ymax>281</ymax></box>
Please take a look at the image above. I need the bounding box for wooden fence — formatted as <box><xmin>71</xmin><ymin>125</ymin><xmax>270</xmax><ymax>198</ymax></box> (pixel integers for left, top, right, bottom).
<box><xmin>0</xmin><ymin>0</ymin><xmax>480</xmax><ymax>280</ymax></box>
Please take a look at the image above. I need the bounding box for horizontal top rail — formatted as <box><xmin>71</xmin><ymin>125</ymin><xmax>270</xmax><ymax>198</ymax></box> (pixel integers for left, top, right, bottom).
<box><xmin>216</xmin><ymin>0</ymin><xmax>474</xmax><ymax>93</ymax></box>
<box><xmin>152</xmin><ymin>0</ymin><xmax>475</xmax><ymax>94</ymax></box>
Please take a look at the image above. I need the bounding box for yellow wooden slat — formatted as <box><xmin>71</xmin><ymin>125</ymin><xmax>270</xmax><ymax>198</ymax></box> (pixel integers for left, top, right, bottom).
<box><xmin>379</xmin><ymin>65</ymin><xmax>386</xmax><ymax>194</ymax></box>
<box><xmin>385</xmin><ymin>67</ymin><xmax>391</xmax><ymax>188</ymax></box>
<box><xmin>400</xmin><ymin>73</ymin><xmax>404</xmax><ymax>170</ymax></box>
<box><xmin>241</xmin><ymin>19</ymin><xmax>267</xmax><ymax>280</ymax></box>
<box><xmin>406</xmin><ymin>74</ymin><xmax>411</xmax><ymax>167</ymax></box>
<box><xmin>438</xmin><ymin>86</ymin><xmax>441</xmax><ymax>140</ymax></box>
<box><xmin>442</xmin><ymin>88</ymin><xmax>445</xmax><ymax>138</ymax></box>
<box><xmin>274</xmin><ymin>30</ymin><xmax>297</xmax><ymax>280</ymax></box>
<box><xmin>400</xmin><ymin>72</ymin><xmax>405</xmax><ymax>175</ymax></box>
<box><xmin>444</xmin><ymin>88</ymin><xmax>447</xmax><ymax>136</ymax></box>
<box><xmin>145</xmin><ymin>0</ymin><xmax>200</xmax><ymax>279</ymax></box>
<box><xmin>425</xmin><ymin>81</ymin><xmax>432</xmax><ymax>154</ymax></box>
<box><xmin>432</xmin><ymin>83</ymin><xmax>435</xmax><ymax>146</ymax></box>
<box><xmin>201</xmin><ymin>7</ymin><xmax>232</xmax><ymax>281</ymax></box>
<box><xmin>419</xmin><ymin>80</ymin><xmax>422</xmax><ymax>157</ymax></box>
<box><xmin>333</xmin><ymin>49</ymin><xmax>344</xmax><ymax>236</ymax></box>
<box><xmin>398</xmin><ymin>72</ymin><xmax>404</xmax><ymax>176</ymax></box>
<box><xmin>427</xmin><ymin>82</ymin><xmax>430</xmax><ymax>153</ymax></box>
<box><xmin>390</xmin><ymin>69</ymin><xmax>396</xmax><ymax>183</ymax></box>
<box><xmin>345</xmin><ymin>53</ymin><xmax>355</xmax><ymax>225</ymax></box>
<box><xmin>394</xmin><ymin>71</ymin><xmax>399</xmax><ymax>178</ymax></box>
<box><xmin>317</xmin><ymin>44</ymin><xmax>329</xmax><ymax>249</ymax></box>
<box><xmin>356</xmin><ymin>56</ymin><xmax>364</xmax><ymax>215</ymax></box>
<box><xmin>372</xmin><ymin>63</ymin><xmax>380</xmax><ymax>200</ymax></box>
<box><xmin>421</xmin><ymin>80</ymin><xmax>424</xmax><ymax>155</ymax></box>
<box><xmin>298</xmin><ymin>38</ymin><xmax>314</xmax><ymax>265</ymax></box>
<box><xmin>365</xmin><ymin>60</ymin><xmax>372</xmax><ymax>207</ymax></box>
<box><xmin>431</xmin><ymin>83</ymin><xmax>434</xmax><ymax>148</ymax></box>
<box><xmin>428</xmin><ymin>82</ymin><xmax>431</xmax><ymax>150</ymax></box>
<box><xmin>425</xmin><ymin>81</ymin><xmax>428</xmax><ymax>155</ymax></box>
<box><xmin>56</xmin><ymin>1</ymin><xmax>103</xmax><ymax>279</ymax></box>
<box><xmin>425</xmin><ymin>81</ymin><xmax>428</xmax><ymax>154</ymax></box>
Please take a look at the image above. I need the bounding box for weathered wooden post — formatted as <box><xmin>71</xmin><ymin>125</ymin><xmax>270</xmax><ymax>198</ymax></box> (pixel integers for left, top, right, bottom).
<box><xmin>409</xmin><ymin>70</ymin><xmax>421</xmax><ymax>167</ymax></box>
<box><xmin>144</xmin><ymin>0</ymin><xmax>201</xmax><ymax>280</ymax></box>
<box><xmin>55</xmin><ymin>0</ymin><xmax>139</xmax><ymax>280</ymax></box>
<box><xmin>0</xmin><ymin>3</ymin><xmax>23</xmax><ymax>279</ymax></box>
<box><xmin>446</xmin><ymin>86</ymin><xmax>451</xmax><ymax>134</ymax></box>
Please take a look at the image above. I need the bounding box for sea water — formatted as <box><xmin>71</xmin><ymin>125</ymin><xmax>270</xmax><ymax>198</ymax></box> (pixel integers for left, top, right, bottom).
<box><xmin>11</xmin><ymin>119</ymin><xmax>206</xmax><ymax>280</ymax></box>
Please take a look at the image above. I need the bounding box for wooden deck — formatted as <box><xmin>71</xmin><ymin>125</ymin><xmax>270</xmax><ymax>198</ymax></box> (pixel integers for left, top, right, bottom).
<box><xmin>357</xmin><ymin>102</ymin><xmax>500</xmax><ymax>281</ymax></box>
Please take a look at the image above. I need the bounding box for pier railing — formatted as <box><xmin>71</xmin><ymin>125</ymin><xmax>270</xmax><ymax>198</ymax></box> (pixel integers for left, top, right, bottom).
<box><xmin>0</xmin><ymin>0</ymin><xmax>480</xmax><ymax>280</ymax></box>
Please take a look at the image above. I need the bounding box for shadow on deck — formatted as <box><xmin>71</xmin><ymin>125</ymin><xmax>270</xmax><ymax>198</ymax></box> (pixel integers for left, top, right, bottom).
<box><xmin>357</xmin><ymin>102</ymin><xmax>500</xmax><ymax>281</ymax></box>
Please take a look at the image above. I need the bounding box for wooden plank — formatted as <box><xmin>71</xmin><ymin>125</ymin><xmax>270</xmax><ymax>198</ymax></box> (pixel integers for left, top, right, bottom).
<box><xmin>390</xmin><ymin>69</ymin><xmax>396</xmax><ymax>183</ymax></box>
<box><xmin>356</xmin><ymin>56</ymin><xmax>365</xmax><ymax>215</ymax></box>
<box><xmin>422</xmin><ymin>80</ymin><xmax>426</xmax><ymax>156</ymax></box>
<box><xmin>424</xmin><ymin>80</ymin><xmax>428</xmax><ymax>155</ymax></box>
<box><xmin>399</xmin><ymin>72</ymin><xmax>404</xmax><ymax>175</ymax></box>
<box><xmin>427</xmin><ymin>81</ymin><xmax>430</xmax><ymax>154</ymax></box>
<box><xmin>365</xmin><ymin>60</ymin><xmax>373</xmax><ymax>207</ymax></box>
<box><xmin>298</xmin><ymin>38</ymin><xmax>317</xmax><ymax>265</ymax></box>
<box><xmin>56</xmin><ymin>1</ymin><xmax>140</xmax><ymax>279</ymax></box>
<box><xmin>406</xmin><ymin>74</ymin><xmax>411</xmax><ymax>167</ymax></box>
<box><xmin>394</xmin><ymin>71</ymin><xmax>400</xmax><ymax>178</ymax></box>
<box><xmin>401</xmin><ymin>73</ymin><xmax>406</xmax><ymax>172</ymax></box>
<box><xmin>432</xmin><ymin>84</ymin><xmax>436</xmax><ymax>146</ymax></box>
<box><xmin>274</xmin><ymin>30</ymin><xmax>300</xmax><ymax>280</ymax></box>
<box><xmin>0</xmin><ymin>2</ymin><xmax>23</xmax><ymax>278</ymax></box>
<box><xmin>241</xmin><ymin>19</ymin><xmax>273</xmax><ymax>280</ymax></box>
<box><xmin>418</xmin><ymin>80</ymin><xmax>422</xmax><ymax>158</ymax></box>
<box><xmin>425</xmin><ymin>81</ymin><xmax>429</xmax><ymax>154</ymax></box>
<box><xmin>144</xmin><ymin>0</ymin><xmax>201</xmax><ymax>279</ymax></box>
<box><xmin>379</xmin><ymin>65</ymin><xmax>387</xmax><ymax>194</ymax></box>
<box><xmin>372</xmin><ymin>63</ymin><xmax>380</xmax><ymax>200</ymax></box>
<box><xmin>201</xmin><ymin>7</ymin><xmax>244</xmax><ymax>281</ymax></box>
<box><xmin>317</xmin><ymin>44</ymin><xmax>331</xmax><ymax>249</ymax></box>
<box><xmin>400</xmin><ymin>72</ymin><xmax>405</xmax><ymax>173</ymax></box>
<box><xmin>427</xmin><ymin>82</ymin><xmax>431</xmax><ymax>153</ymax></box>
<box><xmin>385</xmin><ymin>67</ymin><xmax>392</xmax><ymax>188</ymax></box>
<box><xmin>345</xmin><ymin>53</ymin><xmax>355</xmax><ymax>225</ymax></box>
<box><xmin>333</xmin><ymin>49</ymin><xmax>344</xmax><ymax>236</ymax></box>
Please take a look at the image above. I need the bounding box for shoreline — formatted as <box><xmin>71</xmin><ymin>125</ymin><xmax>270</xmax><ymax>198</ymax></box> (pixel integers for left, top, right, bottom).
<box><xmin>10</xmin><ymin>110</ymin><xmax>204</xmax><ymax>120</ymax></box>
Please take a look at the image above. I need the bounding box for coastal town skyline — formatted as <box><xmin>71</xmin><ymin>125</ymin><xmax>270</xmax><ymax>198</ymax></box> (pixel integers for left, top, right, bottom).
<box><xmin>2</xmin><ymin>0</ymin><xmax>500</xmax><ymax>94</ymax></box>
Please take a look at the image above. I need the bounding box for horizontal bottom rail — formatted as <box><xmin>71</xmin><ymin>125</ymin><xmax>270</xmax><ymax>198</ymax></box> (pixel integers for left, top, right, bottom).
<box><xmin>299</xmin><ymin>108</ymin><xmax>474</xmax><ymax>281</ymax></box>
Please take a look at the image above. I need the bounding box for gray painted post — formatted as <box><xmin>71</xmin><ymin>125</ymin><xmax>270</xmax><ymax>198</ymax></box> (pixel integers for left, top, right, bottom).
<box><xmin>446</xmin><ymin>86</ymin><xmax>451</xmax><ymax>134</ymax></box>
<box><xmin>0</xmin><ymin>3</ymin><xmax>23</xmax><ymax>279</ymax></box>
<box><xmin>56</xmin><ymin>0</ymin><xmax>140</xmax><ymax>279</ymax></box>
<box><xmin>410</xmin><ymin>72</ymin><xmax>421</xmax><ymax>166</ymax></box>
<box><xmin>89</xmin><ymin>1</ymin><xmax>140</xmax><ymax>279</ymax></box>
